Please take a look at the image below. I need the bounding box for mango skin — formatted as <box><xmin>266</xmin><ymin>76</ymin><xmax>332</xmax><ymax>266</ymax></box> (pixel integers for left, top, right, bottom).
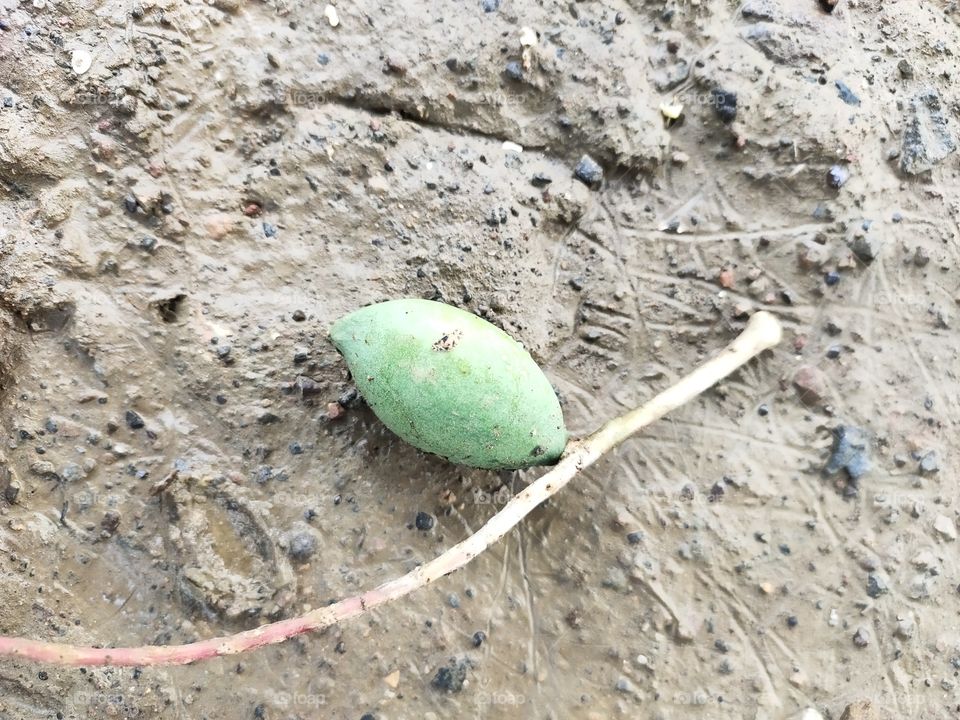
<box><xmin>330</xmin><ymin>299</ymin><xmax>566</xmax><ymax>469</ymax></box>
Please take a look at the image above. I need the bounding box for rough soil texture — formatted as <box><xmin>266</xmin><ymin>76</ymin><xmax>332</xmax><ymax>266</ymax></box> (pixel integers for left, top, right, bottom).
<box><xmin>1</xmin><ymin>0</ymin><xmax>960</xmax><ymax>718</ymax></box>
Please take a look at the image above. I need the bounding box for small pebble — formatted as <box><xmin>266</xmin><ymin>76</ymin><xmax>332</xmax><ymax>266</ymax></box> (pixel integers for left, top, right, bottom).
<box><xmin>835</xmin><ymin>80</ymin><xmax>860</xmax><ymax>106</ymax></box>
<box><xmin>711</xmin><ymin>89</ymin><xmax>737</xmax><ymax>123</ymax></box>
<box><xmin>125</xmin><ymin>410</ymin><xmax>145</xmax><ymax>429</ymax></box>
<box><xmin>531</xmin><ymin>173</ymin><xmax>552</xmax><ymax>188</ymax></box>
<box><xmin>852</xmin><ymin>627</ymin><xmax>871</xmax><ymax>647</ymax></box>
<box><xmin>324</xmin><ymin>4</ymin><xmax>339</xmax><ymax>26</ymax></box>
<box><xmin>934</xmin><ymin>514</ymin><xmax>957</xmax><ymax>541</ymax></box>
<box><xmin>471</xmin><ymin>631</ymin><xmax>486</xmax><ymax>647</ymax></box>
<box><xmin>919</xmin><ymin>451</ymin><xmax>940</xmax><ymax>474</ymax></box>
<box><xmin>574</xmin><ymin>155</ymin><xmax>603</xmax><ymax>188</ymax></box>
<box><xmin>415</xmin><ymin>511</ymin><xmax>435</xmax><ymax>531</ymax></box>
<box><xmin>431</xmin><ymin>659</ymin><xmax>468</xmax><ymax>693</ymax></box>
<box><xmin>823</xmin><ymin>425</ymin><xmax>871</xmax><ymax>482</ymax></box>
<box><xmin>865</xmin><ymin>573</ymin><xmax>889</xmax><ymax>599</ymax></box>
<box><xmin>504</xmin><ymin>61</ymin><xmax>523</xmax><ymax>80</ymax></box>
<box><xmin>71</xmin><ymin>48</ymin><xmax>92</xmax><ymax>74</ymax></box>
<box><xmin>287</xmin><ymin>532</ymin><xmax>316</xmax><ymax>561</ymax></box>
<box><xmin>827</xmin><ymin>165</ymin><xmax>850</xmax><ymax>189</ymax></box>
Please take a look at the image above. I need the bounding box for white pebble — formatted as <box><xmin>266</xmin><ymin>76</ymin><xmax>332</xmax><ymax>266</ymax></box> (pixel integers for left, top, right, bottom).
<box><xmin>502</xmin><ymin>141</ymin><xmax>523</xmax><ymax>154</ymax></box>
<box><xmin>71</xmin><ymin>48</ymin><xmax>93</xmax><ymax>75</ymax></box>
<box><xmin>519</xmin><ymin>26</ymin><xmax>537</xmax><ymax>47</ymax></box>
<box><xmin>934</xmin><ymin>513</ymin><xmax>957</xmax><ymax>541</ymax></box>
<box><xmin>324</xmin><ymin>4</ymin><xmax>340</xmax><ymax>26</ymax></box>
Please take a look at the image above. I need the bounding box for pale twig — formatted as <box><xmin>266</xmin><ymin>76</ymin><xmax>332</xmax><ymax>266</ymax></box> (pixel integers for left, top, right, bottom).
<box><xmin>0</xmin><ymin>312</ymin><xmax>782</xmax><ymax>667</ymax></box>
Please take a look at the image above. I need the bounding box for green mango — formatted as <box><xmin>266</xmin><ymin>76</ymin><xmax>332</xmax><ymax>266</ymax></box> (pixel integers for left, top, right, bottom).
<box><xmin>329</xmin><ymin>299</ymin><xmax>567</xmax><ymax>469</ymax></box>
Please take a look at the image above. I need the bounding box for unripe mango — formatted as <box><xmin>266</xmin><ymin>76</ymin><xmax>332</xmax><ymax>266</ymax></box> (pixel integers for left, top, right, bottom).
<box><xmin>330</xmin><ymin>299</ymin><xmax>567</xmax><ymax>469</ymax></box>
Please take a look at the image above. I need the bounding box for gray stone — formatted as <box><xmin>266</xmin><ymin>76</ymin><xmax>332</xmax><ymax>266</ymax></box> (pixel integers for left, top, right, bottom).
<box><xmin>900</xmin><ymin>90</ymin><xmax>956</xmax><ymax>175</ymax></box>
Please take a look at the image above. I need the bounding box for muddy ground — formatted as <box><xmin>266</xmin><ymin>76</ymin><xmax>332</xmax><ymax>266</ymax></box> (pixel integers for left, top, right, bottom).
<box><xmin>1</xmin><ymin>0</ymin><xmax>960</xmax><ymax>717</ymax></box>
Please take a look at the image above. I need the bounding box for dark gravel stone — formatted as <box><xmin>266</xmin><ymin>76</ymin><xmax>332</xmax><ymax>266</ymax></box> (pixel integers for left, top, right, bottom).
<box><xmin>481</xmin><ymin>0</ymin><xmax>500</xmax><ymax>12</ymax></box>
<box><xmin>900</xmin><ymin>90</ymin><xmax>956</xmax><ymax>175</ymax></box>
<box><xmin>431</xmin><ymin>658</ymin><xmax>469</xmax><ymax>693</ymax></box>
<box><xmin>711</xmin><ymin>89</ymin><xmax>737</xmax><ymax>123</ymax></box>
<box><xmin>574</xmin><ymin>155</ymin><xmax>603</xmax><ymax>188</ymax></box>
<box><xmin>338</xmin><ymin>387</ymin><xmax>359</xmax><ymax>407</ymax></box>
<box><xmin>101</xmin><ymin>509</ymin><xmax>121</xmax><ymax>534</ymax></box>
<box><xmin>824</xmin><ymin>270</ymin><xmax>841</xmax><ymax>286</ymax></box>
<box><xmin>287</xmin><ymin>532</ymin><xmax>316</xmax><ymax>561</ymax></box>
<box><xmin>125</xmin><ymin>410</ymin><xmax>145</xmax><ymax>429</ymax></box>
<box><xmin>292</xmin><ymin>309</ymin><xmax>306</xmax><ymax>321</ymax></box>
<box><xmin>849</xmin><ymin>232</ymin><xmax>881</xmax><ymax>263</ymax></box>
<box><xmin>415</xmin><ymin>511</ymin><xmax>435</xmax><ymax>531</ymax></box>
<box><xmin>62</xmin><ymin>463</ymin><xmax>85</xmax><ymax>482</ymax></box>
<box><xmin>835</xmin><ymin>80</ymin><xmax>860</xmax><ymax>106</ymax></box>
<box><xmin>123</xmin><ymin>195</ymin><xmax>138</xmax><ymax>213</ymax></box>
<box><xmin>823</xmin><ymin>425</ymin><xmax>871</xmax><ymax>483</ymax></box>
<box><xmin>531</xmin><ymin>173</ymin><xmax>552</xmax><ymax>188</ymax></box>
<box><xmin>262</xmin><ymin>223</ymin><xmax>277</xmax><ymax>237</ymax></box>
<box><xmin>827</xmin><ymin>165</ymin><xmax>850</xmax><ymax>188</ymax></box>
<box><xmin>471</xmin><ymin>631</ymin><xmax>486</xmax><ymax>647</ymax></box>
<box><xmin>504</xmin><ymin>61</ymin><xmax>523</xmax><ymax>80</ymax></box>
<box><xmin>866</xmin><ymin>573</ymin><xmax>889</xmax><ymax>599</ymax></box>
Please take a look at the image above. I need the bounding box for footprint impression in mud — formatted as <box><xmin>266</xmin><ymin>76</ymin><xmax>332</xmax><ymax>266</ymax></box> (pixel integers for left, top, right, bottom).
<box><xmin>160</xmin><ymin>460</ymin><xmax>294</xmax><ymax>623</ymax></box>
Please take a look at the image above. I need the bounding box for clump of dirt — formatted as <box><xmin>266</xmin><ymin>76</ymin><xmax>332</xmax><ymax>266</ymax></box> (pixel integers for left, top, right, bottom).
<box><xmin>1</xmin><ymin>0</ymin><xmax>960</xmax><ymax>718</ymax></box>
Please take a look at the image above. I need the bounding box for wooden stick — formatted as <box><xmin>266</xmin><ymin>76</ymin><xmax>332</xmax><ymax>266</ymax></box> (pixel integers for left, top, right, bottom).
<box><xmin>0</xmin><ymin>312</ymin><xmax>782</xmax><ymax>667</ymax></box>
